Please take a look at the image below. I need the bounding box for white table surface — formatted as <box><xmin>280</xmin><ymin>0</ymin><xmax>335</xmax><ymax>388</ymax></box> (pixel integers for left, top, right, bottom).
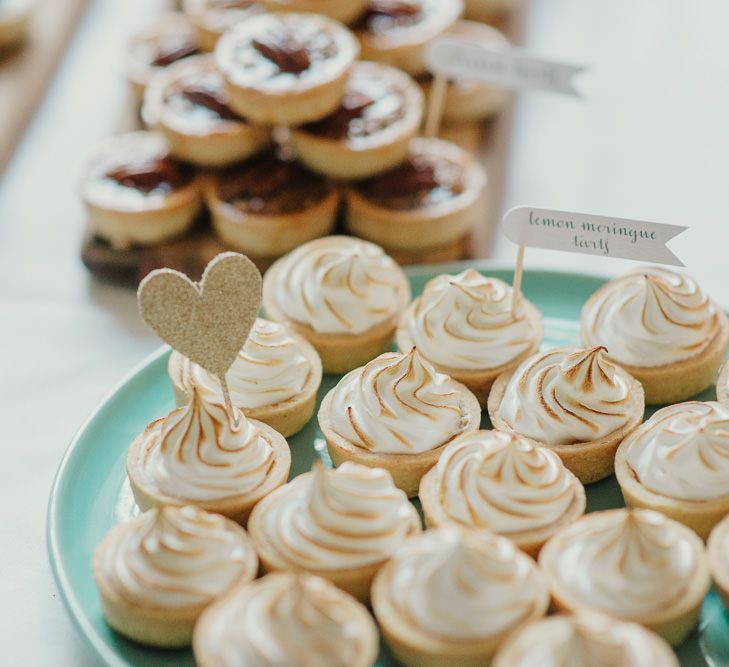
<box><xmin>1</xmin><ymin>0</ymin><xmax>726</xmax><ymax>664</ymax></box>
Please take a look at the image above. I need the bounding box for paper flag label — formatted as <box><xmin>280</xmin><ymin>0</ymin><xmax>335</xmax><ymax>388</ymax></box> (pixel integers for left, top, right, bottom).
<box><xmin>502</xmin><ymin>206</ymin><xmax>686</xmax><ymax>266</ymax></box>
<box><xmin>425</xmin><ymin>38</ymin><xmax>584</xmax><ymax>96</ymax></box>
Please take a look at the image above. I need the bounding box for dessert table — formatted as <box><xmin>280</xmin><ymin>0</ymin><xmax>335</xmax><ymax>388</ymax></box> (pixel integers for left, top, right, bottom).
<box><xmin>1</xmin><ymin>0</ymin><xmax>728</xmax><ymax>664</ymax></box>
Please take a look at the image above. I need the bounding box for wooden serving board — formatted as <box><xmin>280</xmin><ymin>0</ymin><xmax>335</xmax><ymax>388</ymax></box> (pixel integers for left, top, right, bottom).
<box><xmin>81</xmin><ymin>7</ymin><xmax>526</xmax><ymax>286</ymax></box>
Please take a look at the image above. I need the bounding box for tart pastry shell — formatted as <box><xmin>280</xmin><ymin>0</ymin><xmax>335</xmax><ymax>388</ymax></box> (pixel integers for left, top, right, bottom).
<box><xmin>260</xmin><ymin>0</ymin><xmax>368</xmax><ymax>25</ymax></box>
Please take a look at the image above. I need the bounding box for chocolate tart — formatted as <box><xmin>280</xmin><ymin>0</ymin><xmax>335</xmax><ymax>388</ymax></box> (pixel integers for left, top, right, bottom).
<box><xmin>183</xmin><ymin>0</ymin><xmax>264</xmax><ymax>51</ymax></box>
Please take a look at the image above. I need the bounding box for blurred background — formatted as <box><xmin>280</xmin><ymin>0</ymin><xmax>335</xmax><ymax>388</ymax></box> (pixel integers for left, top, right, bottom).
<box><xmin>1</xmin><ymin>0</ymin><xmax>727</xmax><ymax>664</ymax></box>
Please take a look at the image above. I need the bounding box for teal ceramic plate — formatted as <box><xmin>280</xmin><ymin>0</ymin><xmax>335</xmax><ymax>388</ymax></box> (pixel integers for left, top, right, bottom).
<box><xmin>48</xmin><ymin>262</ymin><xmax>729</xmax><ymax>667</ymax></box>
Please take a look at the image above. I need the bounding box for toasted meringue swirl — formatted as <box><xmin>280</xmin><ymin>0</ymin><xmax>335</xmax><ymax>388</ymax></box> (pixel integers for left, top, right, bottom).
<box><xmin>624</xmin><ymin>401</ymin><xmax>729</xmax><ymax>501</ymax></box>
<box><xmin>403</xmin><ymin>270</ymin><xmax>541</xmax><ymax>370</ymax></box>
<box><xmin>195</xmin><ymin>573</ymin><xmax>377</xmax><ymax>667</ymax></box>
<box><xmin>139</xmin><ymin>391</ymin><xmax>275</xmax><ymax>501</ymax></box>
<box><xmin>258</xmin><ymin>463</ymin><xmax>420</xmax><ymax>570</ymax></box>
<box><xmin>493</xmin><ymin>613</ymin><xmax>679</xmax><ymax>667</ymax></box>
<box><xmin>170</xmin><ymin>318</ymin><xmax>313</xmax><ymax>409</ymax></box>
<box><xmin>433</xmin><ymin>431</ymin><xmax>580</xmax><ymax>533</ymax></box>
<box><xmin>545</xmin><ymin>510</ymin><xmax>696</xmax><ymax>618</ymax></box>
<box><xmin>496</xmin><ymin>347</ymin><xmax>634</xmax><ymax>447</ymax></box>
<box><xmin>328</xmin><ymin>348</ymin><xmax>478</xmax><ymax>454</ymax></box>
<box><xmin>96</xmin><ymin>506</ymin><xmax>253</xmax><ymax>608</ymax></box>
<box><xmin>380</xmin><ymin>527</ymin><xmax>547</xmax><ymax>639</ymax></box>
<box><xmin>582</xmin><ymin>267</ymin><xmax>720</xmax><ymax>367</ymax></box>
<box><xmin>268</xmin><ymin>236</ymin><xmax>408</xmax><ymax>335</ymax></box>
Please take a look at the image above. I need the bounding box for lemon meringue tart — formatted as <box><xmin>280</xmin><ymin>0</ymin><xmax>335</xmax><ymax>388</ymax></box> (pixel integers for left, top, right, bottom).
<box><xmin>81</xmin><ymin>131</ymin><xmax>203</xmax><ymax>250</ymax></box>
<box><xmin>247</xmin><ymin>462</ymin><xmax>421</xmax><ymax>603</ymax></box>
<box><xmin>291</xmin><ymin>61</ymin><xmax>424</xmax><ymax>179</ymax></box>
<box><xmin>488</xmin><ymin>346</ymin><xmax>645</xmax><ymax>484</ymax></box>
<box><xmin>126</xmin><ymin>388</ymin><xmax>291</xmax><ymax>525</ymax></box>
<box><xmin>492</xmin><ymin>612</ymin><xmax>679</xmax><ymax>667</ymax></box>
<box><xmin>581</xmin><ymin>267</ymin><xmax>729</xmax><ymax>404</ymax></box>
<box><xmin>397</xmin><ymin>270</ymin><xmax>543</xmax><ymax>405</ymax></box>
<box><xmin>707</xmin><ymin>514</ymin><xmax>729</xmax><ymax>611</ymax></box>
<box><xmin>716</xmin><ymin>360</ymin><xmax>729</xmax><ymax>405</ymax></box>
<box><xmin>193</xmin><ymin>572</ymin><xmax>379</xmax><ymax>667</ymax></box>
<box><xmin>93</xmin><ymin>505</ymin><xmax>257</xmax><ymax>648</ymax></box>
<box><xmin>262</xmin><ymin>236</ymin><xmax>411</xmax><ymax>373</ymax></box>
<box><xmin>538</xmin><ymin>508</ymin><xmax>710</xmax><ymax>646</ymax></box>
<box><xmin>419</xmin><ymin>430</ymin><xmax>586</xmax><ymax>556</ymax></box>
<box><xmin>372</xmin><ymin>526</ymin><xmax>549</xmax><ymax>667</ymax></box>
<box><xmin>260</xmin><ymin>0</ymin><xmax>369</xmax><ymax>25</ymax></box>
<box><xmin>205</xmin><ymin>148</ymin><xmax>339</xmax><ymax>259</ymax></box>
<box><xmin>354</xmin><ymin>0</ymin><xmax>463</xmax><ymax>76</ymax></box>
<box><xmin>345</xmin><ymin>138</ymin><xmax>487</xmax><ymax>261</ymax></box>
<box><xmin>215</xmin><ymin>12</ymin><xmax>359</xmax><ymax>126</ymax></box>
<box><xmin>183</xmin><ymin>0</ymin><xmax>264</xmax><ymax>52</ymax></box>
<box><xmin>169</xmin><ymin>318</ymin><xmax>322</xmax><ymax>437</ymax></box>
<box><xmin>319</xmin><ymin>348</ymin><xmax>481</xmax><ymax>496</ymax></box>
<box><xmin>615</xmin><ymin>401</ymin><xmax>729</xmax><ymax>540</ymax></box>
<box><xmin>142</xmin><ymin>55</ymin><xmax>270</xmax><ymax>167</ymax></box>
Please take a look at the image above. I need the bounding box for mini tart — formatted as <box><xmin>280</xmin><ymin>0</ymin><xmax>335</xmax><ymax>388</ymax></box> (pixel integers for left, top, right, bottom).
<box><xmin>488</xmin><ymin>346</ymin><xmax>645</xmax><ymax>484</ymax></box>
<box><xmin>193</xmin><ymin>572</ymin><xmax>379</xmax><ymax>667</ymax></box>
<box><xmin>318</xmin><ymin>348</ymin><xmax>481</xmax><ymax>496</ymax></box>
<box><xmin>81</xmin><ymin>131</ymin><xmax>202</xmax><ymax>250</ymax></box>
<box><xmin>126</xmin><ymin>389</ymin><xmax>291</xmax><ymax>525</ymax></box>
<box><xmin>259</xmin><ymin>0</ymin><xmax>369</xmax><ymax>25</ymax></box>
<box><xmin>397</xmin><ymin>269</ymin><xmax>543</xmax><ymax>405</ymax></box>
<box><xmin>419</xmin><ymin>430</ymin><xmax>586</xmax><ymax>557</ymax></box>
<box><xmin>581</xmin><ymin>267</ymin><xmax>729</xmax><ymax>404</ymax></box>
<box><xmin>354</xmin><ymin>0</ymin><xmax>463</xmax><ymax>76</ymax></box>
<box><xmin>125</xmin><ymin>13</ymin><xmax>200</xmax><ymax>100</ymax></box>
<box><xmin>247</xmin><ymin>462</ymin><xmax>421</xmax><ymax>603</ymax></box>
<box><xmin>718</xmin><ymin>360</ymin><xmax>729</xmax><ymax>405</ymax></box>
<box><xmin>418</xmin><ymin>21</ymin><xmax>510</xmax><ymax>122</ymax></box>
<box><xmin>183</xmin><ymin>0</ymin><xmax>264</xmax><ymax>52</ymax></box>
<box><xmin>142</xmin><ymin>55</ymin><xmax>270</xmax><ymax>167</ymax></box>
<box><xmin>372</xmin><ymin>526</ymin><xmax>549</xmax><ymax>667</ymax></box>
<box><xmin>345</xmin><ymin>137</ymin><xmax>487</xmax><ymax>255</ymax></box>
<box><xmin>707</xmin><ymin>514</ymin><xmax>729</xmax><ymax>611</ymax></box>
<box><xmin>538</xmin><ymin>508</ymin><xmax>710</xmax><ymax>646</ymax></box>
<box><xmin>615</xmin><ymin>401</ymin><xmax>729</xmax><ymax>540</ymax></box>
<box><xmin>205</xmin><ymin>148</ymin><xmax>338</xmax><ymax>258</ymax></box>
<box><xmin>262</xmin><ymin>236</ymin><xmax>411</xmax><ymax>373</ymax></box>
<box><xmin>93</xmin><ymin>506</ymin><xmax>257</xmax><ymax>648</ymax></box>
<box><xmin>215</xmin><ymin>12</ymin><xmax>359</xmax><ymax>125</ymax></box>
<box><xmin>169</xmin><ymin>318</ymin><xmax>322</xmax><ymax>437</ymax></box>
<box><xmin>0</xmin><ymin>0</ymin><xmax>32</xmax><ymax>51</ymax></box>
<box><xmin>492</xmin><ymin>612</ymin><xmax>679</xmax><ymax>667</ymax></box>
<box><xmin>291</xmin><ymin>61</ymin><xmax>424</xmax><ymax>179</ymax></box>
<box><xmin>463</xmin><ymin>0</ymin><xmax>519</xmax><ymax>24</ymax></box>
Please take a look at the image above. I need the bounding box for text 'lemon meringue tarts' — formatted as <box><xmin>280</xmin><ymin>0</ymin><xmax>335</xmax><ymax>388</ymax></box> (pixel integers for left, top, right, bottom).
<box><xmin>262</xmin><ymin>236</ymin><xmax>411</xmax><ymax>373</ymax></box>
<box><xmin>538</xmin><ymin>508</ymin><xmax>710</xmax><ymax>646</ymax></box>
<box><xmin>488</xmin><ymin>346</ymin><xmax>645</xmax><ymax>484</ymax></box>
<box><xmin>248</xmin><ymin>462</ymin><xmax>420</xmax><ymax>603</ymax></box>
<box><xmin>580</xmin><ymin>267</ymin><xmax>729</xmax><ymax>404</ymax></box>
<box><xmin>372</xmin><ymin>526</ymin><xmax>550</xmax><ymax>667</ymax></box>
<box><xmin>492</xmin><ymin>612</ymin><xmax>679</xmax><ymax>667</ymax></box>
<box><xmin>615</xmin><ymin>400</ymin><xmax>729</xmax><ymax>540</ymax></box>
<box><xmin>93</xmin><ymin>506</ymin><xmax>258</xmax><ymax>648</ymax></box>
<box><xmin>397</xmin><ymin>269</ymin><xmax>543</xmax><ymax>405</ymax></box>
<box><xmin>193</xmin><ymin>572</ymin><xmax>379</xmax><ymax>667</ymax></box>
<box><xmin>707</xmin><ymin>514</ymin><xmax>729</xmax><ymax>612</ymax></box>
<box><xmin>319</xmin><ymin>348</ymin><xmax>482</xmax><ymax>496</ymax></box>
<box><xmin>168</xmin><ymin>317</ymin><xmax>322</xmax><ymax>437</ymax></box>
<box><xmin>126</xmin><ymin>388</ymin><xmax>291</xmax><ymax>525</ymax></box>
<box><xmin>419</xmin><ymin>430</ymin><xmax>585</xmax><ymax>556</ymax></box>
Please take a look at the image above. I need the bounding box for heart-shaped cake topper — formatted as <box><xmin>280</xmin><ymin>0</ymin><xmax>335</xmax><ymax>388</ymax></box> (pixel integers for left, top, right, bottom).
<box><xmin>138</xmin><ymin>252</ymin><xmax>262</xmax><ymax>419</ymax></box>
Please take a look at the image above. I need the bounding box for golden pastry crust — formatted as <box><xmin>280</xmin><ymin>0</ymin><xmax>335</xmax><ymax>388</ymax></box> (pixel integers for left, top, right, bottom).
<box><xmin>183</xmin><ymin>0</ymin><xmax>265</xmax><ymax>52</ymax></box>
<box><xmin>397</xmin><ymin>297</ymin><xmax>543</xmax><ymax>406</ymax></box>
<box><xmin>718</xmin><ymin>361</ymin><xmax>729</xmax><ymax>405</ymax></box>
<box><xmin>318</xmin><ymin>380</ymin><xmax>481</xmax><ymax>497</ymax></box>
<box><xmin>345</xmin><ymin>138</ymin><xmax>487</xmax><ymax>253</ymax></box>
<box><xmin>387</xmin><ymin>235</ymin><xmax>469</xmax><ymax>265</ymax></box>
<box><xmin>580</xmin><ymin>287</ymin><xmax>729</xmax><ymax>405</ymax></box>
<box><xmin>168</xmin><ymin>336</ymin><xmax>322</xmax><ymax>438</ymax></box>
<box><xmin>290</xmin><ymin>62</ymin><xmax>424</xmax><ymax>179</ymax></box>
<box><xmin>488</xmin><ymin>369</ymin><xmax>644</xmax><ymax>485</ymax></box>
<box><xmin>437</xmin><ymin>121</ymin><xmax>483</xmax><ymax>153</ymax></box>
<box><xmin>259</xmin><ymin>0</ymin><xmax>368</xmax><ymax>24</ymax></box>
<box><xmin>707</xmin><ymin>515</ymin><xmax>729</xmax><ymax>611</ymax></box>
<box><xmin>615</xmin><ymin>436</ymin><xmax>729</xmax><ymax>541</ymax></box>
<box><xmin>126</xmin><ymin>418</ymin><xmax>291</xmax><ymax>526</ymax></box>
<box><xmin>538</xmin><ymin>510</ymin><xmax>711</xmax><ymax>646</ymax></box>
<box><xmin>463</xmin><ymin>0</ymin><xmax>519</xmax><ymax>24</ymax></box>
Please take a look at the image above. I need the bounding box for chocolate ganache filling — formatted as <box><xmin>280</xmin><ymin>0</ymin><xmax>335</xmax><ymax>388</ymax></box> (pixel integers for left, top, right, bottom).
<box><xmin>357</xmin><ymin>0</ymin><xmax>423</xmax><ymax>33</ymax></box>
<box><xmin>218</xmin><ymin>151</ymin><xmax>332</xmax><ymax>214</ymax></box>
<box><xmin>252</xmin><ymin>30</ymin><xmax>312</xmax><ymax>74</ymax></box>
<box><xmin>107</xmin><ymin>158</ymin><xmax>193</xmax><ymax>194</ymax></box>
<box><xmin>179</xmin><ymin>84</ymin><xmax>239</xmax><ymax>121</ymax></box>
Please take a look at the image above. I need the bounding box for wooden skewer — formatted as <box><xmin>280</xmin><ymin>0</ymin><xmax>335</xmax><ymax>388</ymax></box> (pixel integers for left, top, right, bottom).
<box><xmin>511</xmin><ymin>245</ymin><xmax>525</xmax><ymax>317</ymax></box>
<box><xmin>424</xmin><ymin>73</ymin><xmax>449</xmax><ymax>138</ymax></box>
